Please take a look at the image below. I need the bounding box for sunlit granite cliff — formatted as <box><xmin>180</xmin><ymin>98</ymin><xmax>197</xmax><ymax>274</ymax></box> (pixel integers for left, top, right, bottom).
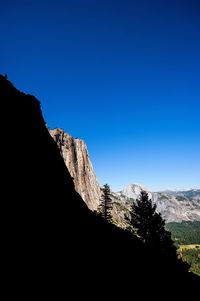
<box><xmin>50</xmin><ymin>128</ymin><xmax>101</xmax><ymax>210</ymax></box>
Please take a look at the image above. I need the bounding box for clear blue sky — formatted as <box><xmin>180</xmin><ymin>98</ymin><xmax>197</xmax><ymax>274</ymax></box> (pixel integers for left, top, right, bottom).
<box><xmin>1</xmin><ymin>0</ymin><xmax>200</xmax><ymax>191</ymax></box>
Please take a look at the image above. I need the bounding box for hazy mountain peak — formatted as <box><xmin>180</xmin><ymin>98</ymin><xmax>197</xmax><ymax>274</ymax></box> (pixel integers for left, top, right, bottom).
<box><xmin>121</xmin><ymin>183</ymin><xmax>150</xmax><ymax>199</ymax></box>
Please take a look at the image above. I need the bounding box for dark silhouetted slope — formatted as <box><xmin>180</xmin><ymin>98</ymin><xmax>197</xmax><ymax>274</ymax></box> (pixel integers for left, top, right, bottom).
<box><xmin>0</xmin><ymin>75</ymin><xmax>199</xmax><ymax>297</ymax></box>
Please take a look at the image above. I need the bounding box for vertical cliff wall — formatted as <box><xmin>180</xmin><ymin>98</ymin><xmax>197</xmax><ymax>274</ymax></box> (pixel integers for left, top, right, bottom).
<box><xmin>50</xmin><ymin>128</ymin><xmax>101</xmax><ymax>210</ymax></box>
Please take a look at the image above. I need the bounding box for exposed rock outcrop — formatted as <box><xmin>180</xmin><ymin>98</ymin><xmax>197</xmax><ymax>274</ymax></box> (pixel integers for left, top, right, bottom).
<box><xmin>50</xmin><ymin>128</ymin><xmax>101</xmax><ymax>210</ymax></box>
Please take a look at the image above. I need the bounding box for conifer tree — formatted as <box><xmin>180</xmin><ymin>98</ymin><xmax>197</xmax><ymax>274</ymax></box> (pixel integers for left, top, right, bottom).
<box><xmin>98</xmin><ymin>184</ymin><xmax>113</xmax><ymax>222</ymax></box>
<box><xmin>130</xmin><ymin>191</ymin><xmax>177</xmax><ymax>257</ymax></box>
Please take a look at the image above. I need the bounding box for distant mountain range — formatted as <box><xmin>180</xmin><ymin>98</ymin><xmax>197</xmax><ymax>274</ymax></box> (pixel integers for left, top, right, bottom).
<box><xmin>118</xmin><ymin>184</ymin><xmax>200</xmax><ymax>223</ymax></box>
<box><xmin>50</xmin><ymin>128</ymin><xmax>200</xmax><ymax>224</ymax></box>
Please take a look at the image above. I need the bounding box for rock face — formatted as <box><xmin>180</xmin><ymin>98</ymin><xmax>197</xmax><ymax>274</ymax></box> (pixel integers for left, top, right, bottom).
<box><xmin>49</xmin><ymin>128</ymin><xmax>101</xmax><ymax>210</ymax></box>
<box><xmin>119</xmin><ymin>184</ymin><xmax>200</xmax><ymax>223</ymax></box>
<box><xmin>152</xmin><ymin>190</ymin><xmax>200</xmax><ymax>223</ymax></box>
<box><xmin>121</xmin><ymin>184</ymin><xmax>151</xmax><ymax>200</ymax></box>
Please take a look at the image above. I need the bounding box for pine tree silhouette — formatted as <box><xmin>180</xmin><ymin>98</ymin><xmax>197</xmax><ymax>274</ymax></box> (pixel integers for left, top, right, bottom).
<box><xmin>98</xmin><ymin>184</ymin><xmax>113</xmax><ymax>222</ymax></box>
<box><xmin>130</xmin><ymin>191</ymin><xmax>177</xmax><ymax>257</ymax></box>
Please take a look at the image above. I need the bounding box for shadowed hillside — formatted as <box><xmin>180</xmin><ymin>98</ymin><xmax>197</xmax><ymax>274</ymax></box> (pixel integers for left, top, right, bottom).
<box><xmin>1</xmin><ymin>75</ymin><xmax>199</xmax><ymax>297</ymax></box>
